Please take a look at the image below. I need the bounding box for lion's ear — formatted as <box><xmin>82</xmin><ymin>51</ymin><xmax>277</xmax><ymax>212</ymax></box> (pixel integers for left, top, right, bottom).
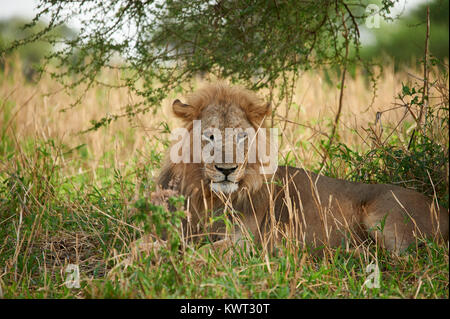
<box><xmin>262</xmin><ymin>102</ymin><xmax>271</xmax><ymax>117</ymax></box>
<box><xmin>172</xmin><ymin>99</ymin><xmax>197</xmax><ymax>120</ymax></box>
<box><xmin>248</xmin><ymin>102</ymin><xmax>271</xmax><ymax>126</ymax></box>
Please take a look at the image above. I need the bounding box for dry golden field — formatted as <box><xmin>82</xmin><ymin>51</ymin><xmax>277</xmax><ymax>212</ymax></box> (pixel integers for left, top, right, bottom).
<box><xmin>1</xmin><ymin>59</ymin><xmax>434</xmax><ymax>173</ymax></box>
<box><xmin>0</xmin><ymin>57</ymin><xmax>448</xmax><ymax>298</ymax></box>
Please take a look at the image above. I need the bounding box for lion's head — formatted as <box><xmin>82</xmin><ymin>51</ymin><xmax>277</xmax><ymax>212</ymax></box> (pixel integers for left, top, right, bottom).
<box><xmin>159</xmin><ymin>83</ymin><xmax>274</xmax><ymax>199</ymax></box>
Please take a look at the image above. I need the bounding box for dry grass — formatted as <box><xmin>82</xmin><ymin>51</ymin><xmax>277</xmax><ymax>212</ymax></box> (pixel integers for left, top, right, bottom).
<box><xmin>0</xmin><ymin>57</ymin><xmax>448</xmax><ymax>299</ymax></box>
<box><xmin>1</xmin><ymin>60</ymin><xmax>424</xmax><ymax>171</ymax></box>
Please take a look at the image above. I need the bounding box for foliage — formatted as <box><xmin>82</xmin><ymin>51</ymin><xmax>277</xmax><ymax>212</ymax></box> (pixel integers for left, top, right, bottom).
<box><xmin>319</xmin><ymin>62</ymin><xmax>449</xmax><ymax>207</ymax></box>
<box><xmin>0</xmin><ymin>17</ymin><xmax>75</xmax><ymax>81</ymax></box>
<box><xmin>2</xmin><ymin>0</ymin><xmax>398</xmax><ymax>128</ymax></box>
<box><xmin>361</xmin><ymin>0</ymin><xmax>449</xmax><ymax>66</ymax></box>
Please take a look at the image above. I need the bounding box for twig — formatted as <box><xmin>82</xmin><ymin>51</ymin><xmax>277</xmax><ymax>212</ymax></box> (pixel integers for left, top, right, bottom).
<box><xmin>408</xmin><ymin>4</ymin><xmax>430</xmax><ymax>149</ymax></box>
<box><xmin>419</xmin><ymin>5</ymin><xmax>431</xmax><ymax>127</ymax></box>
<box><xmin>320</xmin><ymin>5</ymin><xmax>349</xmax><ymax>169</ymax></box>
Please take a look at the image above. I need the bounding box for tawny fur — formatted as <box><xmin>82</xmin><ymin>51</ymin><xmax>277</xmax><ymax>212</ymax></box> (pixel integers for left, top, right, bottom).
<box><xmin>157</xmin><ymin>83</ymin><xmax>449</xmax><ymax>253</ymax></box>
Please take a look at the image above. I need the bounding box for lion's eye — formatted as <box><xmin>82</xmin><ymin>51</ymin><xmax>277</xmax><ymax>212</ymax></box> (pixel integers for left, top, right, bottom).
<box><xmin>202</xmin><ymin>132</ymin><xmax>215</xmax><ymax>142</ymax></box>
<box><xmin>237</xmin><ymin>131</ymin><xmax>248</xmax><ymax>143</ymax></box>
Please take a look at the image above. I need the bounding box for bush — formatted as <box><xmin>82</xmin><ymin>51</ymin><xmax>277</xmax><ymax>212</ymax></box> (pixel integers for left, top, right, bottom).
<box><xmin>320</xmin><ymin>62</ymin><xmax>449</xmax><ymax>207</ymax></box>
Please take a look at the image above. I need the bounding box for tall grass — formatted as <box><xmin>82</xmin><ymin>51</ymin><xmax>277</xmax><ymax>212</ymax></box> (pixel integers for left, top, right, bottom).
<box><xmin>0</xmin><ymin>57</ymin><xmax>448</xmax><ymax>298</ymax></box>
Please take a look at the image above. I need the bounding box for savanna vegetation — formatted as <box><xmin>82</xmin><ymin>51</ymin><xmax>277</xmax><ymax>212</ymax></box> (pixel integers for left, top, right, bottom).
<box><xmin>0</xmin><ymin>0</ymin><xmax>448</xmax><ymax>298</ymax></box>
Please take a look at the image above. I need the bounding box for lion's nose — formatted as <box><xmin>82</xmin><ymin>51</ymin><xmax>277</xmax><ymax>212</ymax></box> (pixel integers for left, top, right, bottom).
<box><xmin>215</xmin><ymin>165</ymin><xmax>238</xmax><ymax>177</ymax></box>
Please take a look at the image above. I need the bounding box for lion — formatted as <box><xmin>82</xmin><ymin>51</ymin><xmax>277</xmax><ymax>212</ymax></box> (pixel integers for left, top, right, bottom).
<box><xmin>156</xmin><ymin>83</ymin><xmax>449</xmax><ymax>253</ymax></box>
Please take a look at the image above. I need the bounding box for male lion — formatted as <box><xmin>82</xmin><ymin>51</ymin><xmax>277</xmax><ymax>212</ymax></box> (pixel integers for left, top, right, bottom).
<box><xmin>156</xmin><ymin>83</ymin><xmax>448</xmax><ymax>253</ymax></box>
